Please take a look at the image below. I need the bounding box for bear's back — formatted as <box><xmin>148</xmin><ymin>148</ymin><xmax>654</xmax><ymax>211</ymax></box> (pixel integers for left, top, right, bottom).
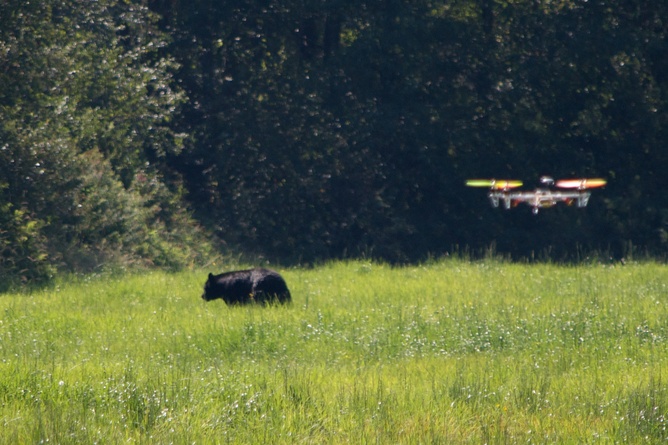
<box><xmin>251</xmin><ymin>268</ymin><xmax>291</xmax><ymax>303</ymax></box>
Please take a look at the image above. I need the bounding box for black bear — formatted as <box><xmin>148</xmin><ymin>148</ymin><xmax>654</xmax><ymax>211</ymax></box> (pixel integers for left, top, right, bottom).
<box><xmin>201</xmin><ymin>268</ymin><xmax>291</xmax><ymax>305</ymax></box>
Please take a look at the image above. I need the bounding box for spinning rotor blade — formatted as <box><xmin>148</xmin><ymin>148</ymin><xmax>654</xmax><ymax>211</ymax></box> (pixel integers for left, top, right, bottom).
<box><xmin>494</xmin><ymin>180</ymin><xmax>523</xmax><ymax>189</ymax></box>
<box><xmin>466</xmin><ymin>179</ymin><xmax>495</xmax><ymax>187</ymax></box>
<box><xmin>555</xmin><ymin>178</ymin><xmax>607</xmax><ymax>189</ymax></box>
<box><xmin>466</xmin><ymin>179</ymin><xmax>523</xmax><ymax>189</ymax></box>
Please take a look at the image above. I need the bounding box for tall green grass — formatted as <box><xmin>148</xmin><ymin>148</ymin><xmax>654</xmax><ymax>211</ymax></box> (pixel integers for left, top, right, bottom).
<box><xmin>1</xmin><ymin>260</ymin><xmax>667</xmax><ymax>443</ymax></box>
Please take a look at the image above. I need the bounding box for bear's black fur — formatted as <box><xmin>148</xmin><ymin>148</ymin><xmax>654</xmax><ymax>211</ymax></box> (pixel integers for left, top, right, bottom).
<box><xmin>201</xmin><ymin>268</ymin><xmax>291</xmax><ymax>305</ymax></box>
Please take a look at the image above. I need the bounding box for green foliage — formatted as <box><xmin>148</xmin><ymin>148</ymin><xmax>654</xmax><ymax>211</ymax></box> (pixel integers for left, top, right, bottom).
<box><xmin>2</xmin><ymin>0</ymin><xmax>668</xmax><ymax>279</ymax></box>
<box><xmin>0</xmin><ymin>0</ymin><xmax>213</xmax><ymax>282</ymax></box>
<box><xmin>59</xmin><ymin>149</ymin><xmax>214</xmax><ymax>272</ymax></box>
<box><xmin>0</xmin><ymin>202</ymin><xmax>53</xmax><ymax>287</ymax></box>
<box><xmin>1</xmin><ymin>261</ymin><xmax>667</xmax><ymax>442</ymax></box>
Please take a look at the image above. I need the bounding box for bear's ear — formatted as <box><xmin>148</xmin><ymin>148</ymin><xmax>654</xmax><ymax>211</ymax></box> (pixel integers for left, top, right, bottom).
<box><xmin>208</xmin><ymin>273</ymin><xmax>214</xmax><ymax>280</ymax></box>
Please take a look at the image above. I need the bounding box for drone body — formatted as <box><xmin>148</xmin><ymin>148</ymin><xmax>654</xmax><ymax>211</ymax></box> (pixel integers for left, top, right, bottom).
<box><xmin>466</xmin><ymin>177</ymin><xmax>607</xmax><ymax>214</ymax></box>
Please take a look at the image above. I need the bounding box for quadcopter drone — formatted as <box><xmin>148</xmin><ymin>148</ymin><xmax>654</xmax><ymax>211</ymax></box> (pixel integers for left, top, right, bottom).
<box><xmin>466</xmin><ymin>176</ymin><xmax>607</xmax><ymax>214</ymax></box>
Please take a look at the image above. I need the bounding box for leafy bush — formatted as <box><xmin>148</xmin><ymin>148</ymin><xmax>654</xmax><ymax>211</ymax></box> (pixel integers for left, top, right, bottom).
<box><xmin>56</xmin><ymin>149</ymin><xmax>215</xmax><ymax>273</ymax></box>
<box><xmin>0</xmin><ymin>0</ymin><xmax>216</xmax><ymax>285</ymax></box>
<box><xmin>0</xmin><ymin>201</ymin><xmax>54</xmax><ymax>288</ymax></box>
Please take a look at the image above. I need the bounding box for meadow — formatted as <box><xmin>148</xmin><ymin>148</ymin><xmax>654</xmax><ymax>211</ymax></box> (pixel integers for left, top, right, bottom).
<box><xmin>0</xmin><ymin>260</ymin><xmax>667</xmax><ymax>444</ymax></box>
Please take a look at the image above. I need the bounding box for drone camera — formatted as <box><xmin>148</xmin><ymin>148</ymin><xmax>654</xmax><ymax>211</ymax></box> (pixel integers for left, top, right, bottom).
<box><xmin>540</xmin><ymin>176</ymin><xmax>555</xmax><ymax>187</ymax></box>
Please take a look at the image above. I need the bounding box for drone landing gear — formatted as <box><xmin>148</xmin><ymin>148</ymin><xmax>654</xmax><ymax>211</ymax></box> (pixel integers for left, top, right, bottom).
<box><xmin>577</xmin><ymin>192</ymin><xmax>591</xmax><ymax>208</ymax></box>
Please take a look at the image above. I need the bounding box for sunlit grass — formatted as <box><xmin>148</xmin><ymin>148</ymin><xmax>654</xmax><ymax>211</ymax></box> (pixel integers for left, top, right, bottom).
<box><xmin>1</xmin><ymin>260</ymin><xmax>667</xmax><ymax>443</ymax></box>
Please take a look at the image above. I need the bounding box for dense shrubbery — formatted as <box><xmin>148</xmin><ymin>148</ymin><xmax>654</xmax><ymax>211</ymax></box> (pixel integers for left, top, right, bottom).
<box><xmin>1</xmin><ymin>0</ymin><xmax>667</xmax><ymax>284</ymax></box>
<box><xmin>56</xmin><ymin>149</ymin><xmax>214</xmax><ymax>273</ymax></box>
<box><xmin>0</xmin><ymin>0</ymin><xmax>215</xmax><ymax>285</ymax></box>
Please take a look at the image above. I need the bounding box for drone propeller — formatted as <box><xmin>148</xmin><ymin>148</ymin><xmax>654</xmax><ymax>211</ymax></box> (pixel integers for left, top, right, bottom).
<box><xmin>555</xmin><ymin>178</ymin><xmax>607</xmax><ymax>189</ymax></box>
<box><xmin>466</xmin><ymin>179</ymin><xmax>523</xmax><ymax>189</ymax></box>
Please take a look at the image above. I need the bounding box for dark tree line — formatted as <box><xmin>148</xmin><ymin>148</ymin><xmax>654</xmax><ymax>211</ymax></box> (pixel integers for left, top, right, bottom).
<box><xmin>152</xmin><ymin>0</ymin><xmax>668</xmax><ymax>261</ymax></box>
<box><xmin>1</xmin><ymin>0</ymin><xmax>667</xmax><ymax>283</ymax></box>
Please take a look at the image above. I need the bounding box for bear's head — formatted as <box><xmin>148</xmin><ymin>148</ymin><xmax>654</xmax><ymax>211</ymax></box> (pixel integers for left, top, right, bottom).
<box><xmin>201</xmin><ymin>272</ymin><xmax>217</xmax><ymax>301</ymax></box>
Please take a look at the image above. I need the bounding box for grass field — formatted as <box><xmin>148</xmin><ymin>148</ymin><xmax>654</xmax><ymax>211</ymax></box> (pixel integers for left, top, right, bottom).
<box><xmin>1</xmin><ymin>260</ymin><xmax>667</xmax><ymax>443</ymax></box>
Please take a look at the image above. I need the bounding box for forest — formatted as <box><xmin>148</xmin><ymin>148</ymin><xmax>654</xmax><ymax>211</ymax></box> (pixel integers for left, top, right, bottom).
<box><xmin>1</xmin><ymin>0</ymin><xmax>667</xmax><ymax>283</ymax></box>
